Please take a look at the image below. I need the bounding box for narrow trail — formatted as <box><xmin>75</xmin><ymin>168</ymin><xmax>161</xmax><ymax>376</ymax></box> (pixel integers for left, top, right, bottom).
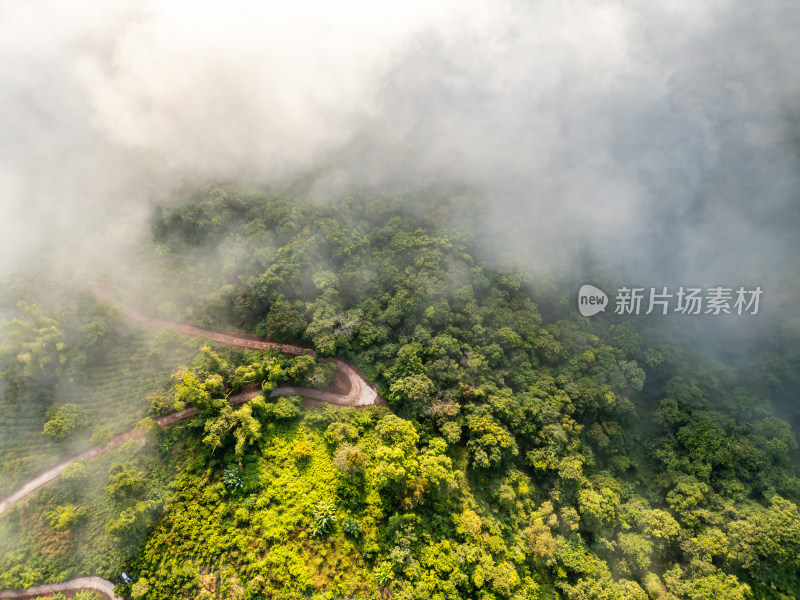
<box><xmin>0</xmin><ymin>576</ymin><xmax>121</xmax><ymax>600</ymax></box>
<box><xmin>0</xmin><ymin>288</ymin><xmax>387</xmax><ymax>599</ymax></box>
<box><xmin>0</xmin><ymin>387</ymin><xmax>264</xmax><ymax>518</ymax></box>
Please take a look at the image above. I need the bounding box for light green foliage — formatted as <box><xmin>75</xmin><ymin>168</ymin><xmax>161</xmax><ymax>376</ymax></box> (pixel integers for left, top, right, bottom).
<box><xmin>374</xmin><ymin>561</ymin><xmax>393</xmax><ymax>586</ymax></box>
<box><xmin>303</xmin><ymin>360</ymin><xmax>338</xmax><ymax>390</ymax></box>
<box><xmin>132</xmin><ymin>426</ymin><xmax>374</xmax><ymax>598</ymax></box>
<box><xmin>617</xmin><ymin>532</ymin><xmax>653</xmax><ymax>576</ymax></box>
<box><xmin>388</xmin><ymin>373</ymin><xmax>435</xmax><ymax>418</ymax></box>
<box><xmin>608</xmin><ymin>360</ymin><xmax>646</xmax><ymax>392</ymax></box>
<box><xmin>59</xmin><ymin>460</ymin><xmax>88</xmax><ymax>492</ymax></box>
<box><xmin>525</xmin><ymin>519</ymin><xmax>556</xmax><ymax>558</ymax></box>
<box><xmin>666</xmin><ymin>477</ymin><xmax>713</xmax><ymax>528</ymax></box>
<box><xmin>147</xmin><ymin>390</ymin><xmax>175</xmax><ymax>416</ymax></box>
<box><xmin>42</xmin><ymin>403</ymin><xmax>87</xmax><ymax>442</ymax></box>
<box><xmin>106</xmin><ymin>462</ymin><xmax>145</xmax><ymax>501</ymax></box>
<box><xmin>171</xmin><ymin>367</ymin><xmax>222</xmax><ymax>412</ymax></box>
<box><xmin>553</xmin><ymin>535</ymin><xmax>619</xmax><ymax>594</ymax></box>
<box><xmin>233</xmin><ymin>354</ymin><xmax>286</xmax><ymax>390</ymax></box>
<box><xmin>1</xmin><ymin>302</ymin><xmax>67</xmax><ymax>385</ymax></box>
<box><xmin>192</xmin><ymin>345</ymin><xmax>231</xmax><ymax>381</ymax></box>
<box><xmin>90</xmin><ymin>425</ymin><xmax>114</xmax><ymax>446</ymax></box>
<box><xmin>107</xmin><ymin>500</ymin><xmax>162</xmax><ymax>546</ymax></box>
<box><xmin>310</xmin><ymin>499</ymin><xmax>337</xmax><ymax>536</ymax></box>
<box><xmin>130</xmin><ymin>579</ymin><xmax>151</xmax><ymax>599</ymax></box>
<box><xmin>293</xmin><ymin>440</ymin><xmax>313</xmax><ymax>462</ymax></box>
<box><xmin>373</xmin><ymin>416</ymin><xmax>455</xmax><ymax>508</ymax></box>
<box><xmin>203</xmin><ymin>402</ymin><xmax>262</xmax><ymax>457</ymax></box>
<box><xmin>665</xmin><ymin>566</ymin><xmax>750</xmax><ymax>600</ymax></box>
<box><xmin>465</xmin><ymin>409</ymin><xmax>518</xmax><ymax>468</ymax></box>
<box><xmin>375</xmin><ymin>414</ymin><xmax>419</xmax><ymax>450</ymax></box>
<box><xmin>578</xmin><ymin>484</ymin><xmax>620</xmax><ymax>528</ymax></box>
<box><xmin>686</xmin><ymin>527</ymin><xmax>730</xmax><ymax>563</ymax></box>
<box><xmin>332</xmin><ymin>443</ymin><xmax>367</xmax><ymax>477</ymax></box>
<box><xmin>168</xmin><ymin>347</ymin><xmax>327</xmax><ymax>457</ymax></box>
<box><xmin>640</xmin><ymin>508</ymin><xmax>681</xmax><ymax>546</ymax></box>
<box><xmin>755</xmin><ymin>416</ymin><xmax>798</xmax><ymax>461</ymax></box>
<box><xmin>263</xmin><ymin>395</ymin><xmax>302</xmax><ymax>420</ymax></box>
<box><xmin>728</xmin><ymin>495</ymin><xmax>800</xmax><ymax>591</ymax></box>
<box><xmin>324</xmin><ymin>421</ymin><xmax>359</xmax><ymax>445</ymax></box>
<box><xmin>0</xmin><ymin>418</ymin><xmax>173</xmax><ymax>590</ymax></box>
<box><xmin>46</xmin><ymin>504</ymin><xmax>85</xmax><ymax>531</ymax></box>
<box><xmin>497</xmin><ymin>483</ymin><xmax>516</xmax><ymax>509</ymax></box>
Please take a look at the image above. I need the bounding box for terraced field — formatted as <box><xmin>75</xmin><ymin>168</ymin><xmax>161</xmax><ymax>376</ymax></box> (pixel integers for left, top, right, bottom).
<box><xmin>0</xmin><ymin>327</ymin><xmax>199</xmax><ymax>498</ymax></box>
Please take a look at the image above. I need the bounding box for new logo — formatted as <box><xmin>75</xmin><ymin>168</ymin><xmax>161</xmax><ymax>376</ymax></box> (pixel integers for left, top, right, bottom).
<box><xmin>578</xmin><ymin>284</ymin><xmax>608</xmax><ymax>317</ymax></box>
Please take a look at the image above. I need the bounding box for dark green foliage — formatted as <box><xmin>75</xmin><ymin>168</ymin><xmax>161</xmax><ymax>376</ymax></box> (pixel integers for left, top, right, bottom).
<box><xmin>223</xmin><ymin>464</ymin><xmax>244</xmax><ymax>494</ymax></box>
<box><xmin>258</xmin><ymin>298</ymin><xmax>308</xmax><ymax>342</ymax></box>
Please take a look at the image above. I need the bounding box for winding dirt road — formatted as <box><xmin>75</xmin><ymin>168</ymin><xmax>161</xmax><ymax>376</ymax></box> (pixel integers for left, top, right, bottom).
<box><xmin>0</xmin><ymin>289</ymin><xmax>386</xmax><ymax>599</ymax></box>
<box><xmin>1</xmin><ymin>292</ymin><xmax>385</xmax><ymax>517</ymax></box>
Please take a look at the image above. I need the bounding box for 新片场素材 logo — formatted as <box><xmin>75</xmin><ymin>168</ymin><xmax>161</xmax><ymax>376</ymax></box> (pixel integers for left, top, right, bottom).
<box><xmin>578</xmin><ymin>284</ymin><xmax>762</xmax><ymax>317</ymax></box>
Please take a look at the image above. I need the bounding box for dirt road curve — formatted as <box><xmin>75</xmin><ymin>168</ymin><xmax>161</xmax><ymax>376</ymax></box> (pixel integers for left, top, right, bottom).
<box><xmin>91</xmin><ymin>284</ymin><xmax>309</xmax><ymax>355</ymax></box>
<box><xmin>0</xmin><ymin>576</ymin><xmax>121</xmax><ymax>600</ymax></box>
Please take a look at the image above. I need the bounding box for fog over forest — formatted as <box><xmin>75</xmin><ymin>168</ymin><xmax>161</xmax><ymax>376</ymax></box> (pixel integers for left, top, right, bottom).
<box><xmin>1</xmin><ymin>1</ymin><xmax>799</xmax><ymax>315</ymax></box>
<box><xmin>2</xmin><ymin>4</ymin><xmax>800</xmax><ymax>599</ymax></box>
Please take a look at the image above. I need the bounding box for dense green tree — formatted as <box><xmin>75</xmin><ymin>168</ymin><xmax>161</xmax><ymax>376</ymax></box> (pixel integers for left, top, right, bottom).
<box><xmin>42</xmin><ymin>403</ymin><xmax>87</xmax><ymax>442</ymax></box>
<box><xmin>258</xmin><ymin>298</ymin><xmax>307</xmax><ymax>342</ymax></box>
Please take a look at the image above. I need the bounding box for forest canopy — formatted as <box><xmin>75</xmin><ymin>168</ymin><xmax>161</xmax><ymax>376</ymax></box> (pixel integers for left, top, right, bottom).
<box><xmin>0</xmin><ymin>182</ymin><xmax>798</xmax><ymax>599</ymax></box>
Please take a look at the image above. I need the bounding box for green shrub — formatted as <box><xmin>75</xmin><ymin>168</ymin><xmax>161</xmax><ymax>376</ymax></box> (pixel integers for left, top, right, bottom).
<box><xmin>310</xmin><ymin>499</ymin><xmax>337</xmax><ymax>537</ymax></box>
<box><xmin>224</xmin><ymin>464</ymin><xmax>244</xmax><ymax>494</ymax></box>
<box><xmin>293</xmin><ymin>441</ymin><xmax>313</xmax><ymax>462</ymax></box>
<box><xmin>42</xmin><ymin>403</ymin><xmax>87</xmax><ymax>442</ymax></box>
<box><xmin>342</xmin><ymin>516</ymin><xmax>362</xmax><ymax>537</ymax></box>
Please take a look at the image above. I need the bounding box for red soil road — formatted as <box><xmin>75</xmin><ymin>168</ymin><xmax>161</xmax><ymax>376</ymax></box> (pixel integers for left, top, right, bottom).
<box><xmin>91</xmin><ymin>284</ymin><xmax>309</xmax><ymax>355</ymax></box>
<box><xmin>90</xmin><ymin>284</ymin><xmax>385</xmax><ymax>407</ymax></box>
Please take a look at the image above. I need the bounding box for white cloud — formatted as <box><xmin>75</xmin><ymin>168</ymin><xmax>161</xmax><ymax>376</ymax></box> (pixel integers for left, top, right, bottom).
<box><xmin>0</xmin><ymin>0</ymin><xmax>797</xmax><ymax>293</ymax></box>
